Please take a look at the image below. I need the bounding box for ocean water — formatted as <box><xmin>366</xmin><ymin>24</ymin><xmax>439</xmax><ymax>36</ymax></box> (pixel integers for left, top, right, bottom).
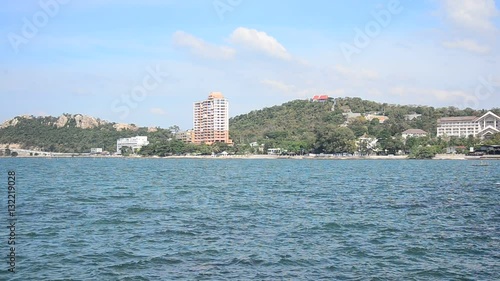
<box><xmin>0</xmin><ymin>158</ymin><xmax>499</xmax><ymax>280</ymax></box>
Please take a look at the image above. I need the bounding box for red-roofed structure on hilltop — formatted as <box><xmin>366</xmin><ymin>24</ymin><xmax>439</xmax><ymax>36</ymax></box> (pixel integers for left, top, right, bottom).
<box><xmin>312</xmin><ymin>95</ymin><xmax>329</xmax><ymax>102</ymax></box>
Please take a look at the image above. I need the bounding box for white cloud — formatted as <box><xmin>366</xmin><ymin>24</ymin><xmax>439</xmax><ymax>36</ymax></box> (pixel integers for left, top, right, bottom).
<box><xmin>150</xmin><ymin>107</ymin><xmax>167</xmax><ymax>115</ymax></box>
<box><xmin>230</xmin><ymin>27</ymin><xmax>291</xmax><ymax>60</ymax></box>
<box><xmin>441</xmin><ymin>0</ymin><xmax>499</xmax><ymax>33</ymax></box>
<box><xmin>390</xmin><ymin>87</ymin><xmax>474</xmax><ymax>103</ymax></box>
<box><xmin>261</xmin><ymin>79</ymin><xmax>295</xmax><ymax>92</ymax></box>
<box><xmin>172</xmin><ymin>31</ymin><xmax>235</xmax><ymax>60</ymax></box>
<box><xmin>326</xmin><ymin>65</ymin><xmax>380</xmax><ymax>81</ymax></box>
<box><xmin>442</xmin><ymin>39</ymin><xmax>491</xmax><ymax>54</ymax></box>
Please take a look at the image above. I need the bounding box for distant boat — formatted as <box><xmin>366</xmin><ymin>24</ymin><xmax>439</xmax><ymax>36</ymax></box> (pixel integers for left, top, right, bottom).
<box><xmin>472</xmin><ymin>161</ymin><xmax>489</xmax><ymax>166</ymax></box>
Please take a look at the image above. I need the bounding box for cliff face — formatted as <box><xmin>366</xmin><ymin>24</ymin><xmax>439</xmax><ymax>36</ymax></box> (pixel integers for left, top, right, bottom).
<box><xmin>2</xmin><ymin>114</ymin><xmax>110</xmax><ymax>129</ymax></box>
<box><xmin>55</xmin><ymin>114</ymin><xmax>108</xmax><ymax>129</ymax></box>
<box><xmin>1</xmin><ymin>115</ymin><xmax>33</xmax><ymax>129</ymax></box>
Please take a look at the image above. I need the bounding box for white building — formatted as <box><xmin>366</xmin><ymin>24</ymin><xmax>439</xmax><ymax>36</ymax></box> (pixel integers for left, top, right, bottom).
<box><xmin>90</xmin><ymin>148</ymin><xmax>103</xmax><ymax>154</ymax></box>
<box><xmin>356</xmin><ymin>135</ymin><xmax>378</xmax><ymax>154</ymax></box>
<box><xmin>116</xmin><ymin>136</ymin><xmax>149</xmax><ymax>154</ymax></box>
<box><xmin>267</xmin><ymin>148</ymin><xmax>281</xmax><ymax>155</ymax></box>
<box><xmin>402</xmin><ymin>129</ymin><xmax>428</xmax><ymax>139</ymax></box>
<box><xmin>437</xmin><ymin>111</ymin><xmax>500</xmax><ymax>139</ymax></box>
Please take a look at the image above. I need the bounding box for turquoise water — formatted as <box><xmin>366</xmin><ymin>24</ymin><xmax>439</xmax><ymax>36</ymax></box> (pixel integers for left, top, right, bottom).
<box><xmin>0</xmin><ymin>158</ymin><xmax>499</xmax><ymax>280</ymax></box>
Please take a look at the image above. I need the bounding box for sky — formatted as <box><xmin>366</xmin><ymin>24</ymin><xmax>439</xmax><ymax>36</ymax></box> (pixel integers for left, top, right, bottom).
<box><xmin>1</xmin><ymin>0</ymin><xmax>499</xmax><ymax>129</ymax></box>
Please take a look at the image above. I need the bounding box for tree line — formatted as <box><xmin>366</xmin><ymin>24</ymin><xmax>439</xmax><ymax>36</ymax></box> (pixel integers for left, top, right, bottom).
<box><xmin>1</xmin><ymin>98</ymin><xmax>499</xmax><ymax>158</ymax></box>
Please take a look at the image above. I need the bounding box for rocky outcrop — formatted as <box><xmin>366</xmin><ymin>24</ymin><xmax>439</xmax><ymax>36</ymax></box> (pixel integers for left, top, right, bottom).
<box><xmin>55</xmin><ymin>115</ymin><xmax>69</xmax><ymax>128</ymax></box>
<box><xmin>0</xmin><ymin>119</ymin><xmax>16</xmax><ymax>129</ymax></box>
<box><xmin>2</xmin><ymin>113</ymin><xmax>152</xmax><ymax>132</ymax></box>
<box><xmin>113</xmin><ymin>123</ymin><xmax>139</xmax><ymax>131</ymax></box>
<box><xmin>1</xmin><ymin>115</ymin><xmax>34</xmax><ymax>128</ymax></box>
<box><xmin>54</xmin><ymin>114</ymin><xmax>108</xmax><ymax>129</ymax></box>
<box><xmin>0</xmin><ymin>143</ymin><xmax>23</xmax><ymax>149</ymax></box>
<box><xmin>73</xmin><ymin>114</ymin><xmax>104</xmax><ymax>129</ymax></box>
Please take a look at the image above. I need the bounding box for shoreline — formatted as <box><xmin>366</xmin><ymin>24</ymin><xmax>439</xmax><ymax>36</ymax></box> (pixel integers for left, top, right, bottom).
<box><xmin>1</xmin><ymin>154</ymin><xmax>499</xmax><ymax>160</ymax></box>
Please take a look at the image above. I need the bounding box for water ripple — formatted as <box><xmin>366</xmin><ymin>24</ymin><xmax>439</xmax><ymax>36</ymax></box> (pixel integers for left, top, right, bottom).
<box><xmin>0</xmin><ymin>158</ymin><xmax>498</xmax><ymax>280</ymax></box>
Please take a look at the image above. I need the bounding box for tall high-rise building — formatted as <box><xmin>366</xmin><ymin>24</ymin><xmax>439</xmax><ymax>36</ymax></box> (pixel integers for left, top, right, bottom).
<box><xmin>193</xmin><ymin>92</ymin><xmax>232</xmax><ymax>145</ymax></box>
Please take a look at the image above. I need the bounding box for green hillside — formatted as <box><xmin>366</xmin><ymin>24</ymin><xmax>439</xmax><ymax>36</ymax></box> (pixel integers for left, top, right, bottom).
<box><xmin>1</xmin><ymin>98</ymin><xmax>499</xmax><ymax>156</ymax></box>
<box><xmin>0</xmin><ymin>114</ymin><xmax>173</xmax><ymax>153</ymax></box>
<box><xmin>229</xmin><ymin>97</ymin><xmax>500</xmax><ymax>154</ymax></box>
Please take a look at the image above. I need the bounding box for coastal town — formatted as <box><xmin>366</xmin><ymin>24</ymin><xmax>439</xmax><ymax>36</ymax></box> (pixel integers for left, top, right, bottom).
<box><xmin>1</xmin><ymin>93</ymin><xmax>499</xmax><ymax>160</ymax></box>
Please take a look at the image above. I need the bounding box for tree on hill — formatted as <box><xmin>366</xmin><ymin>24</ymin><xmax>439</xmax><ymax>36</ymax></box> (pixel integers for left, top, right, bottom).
<box><xmin>315</xmin><ymin>126</ymin><xmax>356</xmax><ymax>154</ymax></box>
<box><xmin>409</xmin><ymin>146</ymin><xmax>440</xmax><ymax>159</ymax></box>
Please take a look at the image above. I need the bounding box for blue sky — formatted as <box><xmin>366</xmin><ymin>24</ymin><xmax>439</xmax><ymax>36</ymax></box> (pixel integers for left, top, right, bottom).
<box><xmin>1</xmin><ymin>0</ymin><xmax>499</xmax><ymax>129</ymax></box>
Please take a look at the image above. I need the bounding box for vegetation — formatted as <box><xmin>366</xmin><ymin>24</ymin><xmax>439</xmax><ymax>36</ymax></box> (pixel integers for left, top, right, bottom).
<box><xmin>483</xmin><ymin>133</ymin><xmax>500</xmax><ymax>146</ymax></box>
<box><xmin>1</xmin><ymin>98</ymin><xmax>499</xmax><ymax>156</ymax></box>
<box><xmin>0</xmin><ymin>115</ymin><xmax>174</xmax><ymax>153</ymax></box>
<box><xmin>408</xmin><ymin>146</ymin><xmax>440</xmax><ymax>159</ymax></box>
<box><xmin>138</xmin><ymin>140</ymin><xmax>238</xmax><ymax>156</ymax></box>
<box><xmin>229</xmin><ymin>97</ymin><xmax>500</xmax><ymax>155</ymax></box>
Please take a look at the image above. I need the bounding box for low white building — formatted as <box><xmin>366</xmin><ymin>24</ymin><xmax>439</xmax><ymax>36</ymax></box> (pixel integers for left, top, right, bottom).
<box><xmin>116</xmin><ymin>136</ymin><xmax>149</xmax><ymax>154</ymax></box>
<box><xmin>267</xmin><ymin>148</ymin><xmax>281</xmax><ymax>155</ymax></box>
<box><xmin>90</xmin><ymin>148</ymin><xmax>103</xmax><ymax>154</ymax></box>
<box><xmin>402</xmin><ymin>129</ymin><xmax>428</xmax><ymax>139</ymax></box>
<box><xmin>436</xmin><ymin>111</ymin><xmax>500</xmax><ymax>139</ymax></box>
<box><xmin>356</xmin><ymin>135</ymin><xmax>379</xmax><ymax>155</ymax></box>
<box><xmin>175</xmin><ymin>130</ymin><xmax>194</xmax><ymax>143</ymax></box>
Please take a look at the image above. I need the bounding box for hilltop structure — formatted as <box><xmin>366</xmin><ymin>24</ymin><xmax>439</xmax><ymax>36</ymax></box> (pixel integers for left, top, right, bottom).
<box><xmin>193</xmin><ymin>92</ymin><xmax>232</xmax><ymax>145</ymax></box>
<box><xmin>311</xmin><ymin>95</ymin><xmax>329</xmax><ymax>102</ymax></box>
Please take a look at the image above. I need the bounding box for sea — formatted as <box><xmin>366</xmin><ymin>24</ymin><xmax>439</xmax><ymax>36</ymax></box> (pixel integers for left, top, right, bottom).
<box><xmin>0</xmin><ymin>158</ymin><xmax>498</xmax><ymax>280</ymax></box>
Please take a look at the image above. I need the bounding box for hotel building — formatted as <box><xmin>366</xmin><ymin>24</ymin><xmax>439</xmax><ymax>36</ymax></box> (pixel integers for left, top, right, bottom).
<box><xmin>116</xmin><ymin>136</ymin><xmax>149</xmax><ymax>154</ymax></box>
<box><xmin>193</xmin><ymin>92</ymin><xmax>232</xmax><ymax>145</ymax></box>
<box><xmin>436</xmin><ymin>111</ymin><xmax>500</xmax><ymax>139</ymax></box>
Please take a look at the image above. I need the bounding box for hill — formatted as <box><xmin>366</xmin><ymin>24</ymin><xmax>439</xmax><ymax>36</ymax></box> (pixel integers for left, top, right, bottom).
<box><xmin>1</xmin><ymin>98</ymin><xmax>499</xmax><ymax>156</ymax></box>
<box><xmin>229</xmin><ymin>97</ymin><xmax>500</xmax><ymax>154</ymax></box>
<box><xmin>0</xmin><ymin>114</ymin><xmax>173</xmax><ymax>153</ymax></box>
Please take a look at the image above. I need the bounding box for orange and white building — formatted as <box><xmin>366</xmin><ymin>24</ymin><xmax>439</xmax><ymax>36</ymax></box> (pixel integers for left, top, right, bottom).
<box><xmin>193</xmin><ymin>92</ymin><xmax>232</xmax><ymax>145</ymax></box>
